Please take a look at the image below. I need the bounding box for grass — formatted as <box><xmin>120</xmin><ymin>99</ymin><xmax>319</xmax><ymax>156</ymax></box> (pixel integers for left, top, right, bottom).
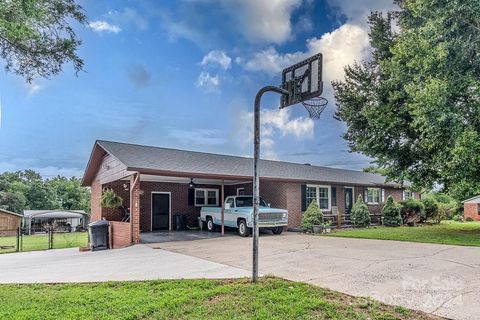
<box><xmin>0</xmin><ymin>232</ymin><xmax>88</xmax><ymax>254</ymax></box>
<box><xmin>324</xmin><ymin>221</ymin><xmax>480</xmax><ymax>246</ymax></box>
<box><xmin>0</xmin><ymin>278</ymin><xmax>442</xmax><ymax>320</ymax></box>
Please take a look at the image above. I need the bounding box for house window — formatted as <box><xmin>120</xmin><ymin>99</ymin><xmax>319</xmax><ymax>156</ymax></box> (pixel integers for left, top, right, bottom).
<box><xmin>237</xmin><ymin>187</ymin><xmax>245</xmax><ymax>195</ymax></box>
<box><xmin>403</xmin><ymin>190</ymin><xmax>414</xmax><ymax>201</ymax></box>
<box><xmin>366</xmin><ymin>188</ymin><xmax>380</xmax><ymax>204</ymax></box>
<box><xmin>195</xmin><ymin>188</ymin><xmax>219</xmax><ymax>206</ymax></box>
<box><xmin>306</xmin><ymin>185</ymin><xmax>331</xmax><ymax>210</ymax></box>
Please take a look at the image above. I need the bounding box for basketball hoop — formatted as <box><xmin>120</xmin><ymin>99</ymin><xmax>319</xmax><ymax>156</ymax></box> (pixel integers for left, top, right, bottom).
<box><xmin>302</xmin><ymin>96</ymin><xmax>328</xmax><ymax>120</ymax></box>
<box><xmin>251</xmin><ymin>52</ymin><xmax>326</xmax><ymax>283</ymax></box>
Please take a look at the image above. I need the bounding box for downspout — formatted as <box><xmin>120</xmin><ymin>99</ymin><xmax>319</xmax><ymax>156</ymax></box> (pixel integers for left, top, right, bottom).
<box><xmin>130</xmin><ymin>172</ymin><xmax>140</xmax><ymax>243</ymax></box>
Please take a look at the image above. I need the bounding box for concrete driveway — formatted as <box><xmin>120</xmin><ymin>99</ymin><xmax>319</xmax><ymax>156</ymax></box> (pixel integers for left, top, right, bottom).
<box><xmin>154</xmin><ymin>233</ymin><xmax>480</xmax><ymax>320</ymax></box>
<box><xmin>0</xmin><ymin>244</ymin><xmax>249</xmax><ymax>284</ymax></box>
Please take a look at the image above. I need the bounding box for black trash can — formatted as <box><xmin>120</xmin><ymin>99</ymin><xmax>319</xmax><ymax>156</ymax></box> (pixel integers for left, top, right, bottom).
<box><xmin>174</xmin><ymin>214</ymin><xmax>187</xmax><ymax>231</ymax></box>
<box><xmin>89</xmin><ymin>220</ymin><xmax>109</xmax><ymax>251</ymax></box>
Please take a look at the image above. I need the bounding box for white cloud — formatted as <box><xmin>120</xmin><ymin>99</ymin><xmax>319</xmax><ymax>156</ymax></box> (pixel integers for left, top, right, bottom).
<box><xmin>158</xmin><ymin>0</ymin><xmax>303</xmax><ymax>46</ymax></box>
<box><xmin>225</xmin><ymin>0</ymin><xmax>303</xmax><ymax>44</ymax></box>
<box><xmin>0</xmin><ymin>161</ymin><xmax>84</xmax><ymax>178</ymax></box>
<box><xmin>235</xmin><ymin>108</ymin><xmax>314</xmax><ymax>159</ymax></box>
<box><xmin>201</xmin><ymin>50</ymin><xmax>232</xmax><ymax>70</ymax></box>
<box><xmin>26</xmin><ymin>82</ymin><xmax>43</xmax><ymax>95</ymax></box>
<box><xmin>243</xmin><ymin>47</ymin><xmax>303</xmax><ymax>75</ymax></box>
<box><xmin>326</xmin><ymin>0</ymin><xmax>397</xmax><ymax>25</ymax></box>
<box><xmin>195</xmin><ymin>72</ymin><xmax>220</xmax><ymax>93</ymax></box>
<box><xmin>242</xmin><ymin>24</ymin><xmax>370</xmax><ymax>82</ymax></box>
<box><xmin>89</xmin><ymin>20</ymin><xmax>121</xmax><ymax>34</ymax></box>
<box><xmin>107</xmin><ymin>8</ymin><xmax>149</xmax><ymax>31</ymax></box>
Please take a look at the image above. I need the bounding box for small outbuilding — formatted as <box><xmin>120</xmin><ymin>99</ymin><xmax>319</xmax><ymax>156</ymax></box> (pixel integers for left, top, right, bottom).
<box><xmin>463</xmin><ymin>196</ymin><xmax>480</xmax><ymax>221</ymax></box>
<box><xmin>0</xmin><ymin>209</ymin><xmax>23</xmax><ymax>234</ymax></box>
<box><xmin>23</xmin><ymin>210</ymin><xmax>89</xmax><ymax>234</ymax></box>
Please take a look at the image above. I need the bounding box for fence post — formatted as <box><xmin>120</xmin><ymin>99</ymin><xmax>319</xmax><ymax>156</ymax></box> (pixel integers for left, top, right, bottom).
<box><xmin>16</xmin><ymin>227</ymin><xmax>20</xmax><ymax>252</ymax></box>
<box><xmin>333</xmin><ymin>206</ymin><xmax>341</xmax><ymax>228</ymax></box>
<box><xmin>48</xmin><ymin>229</ymin><xmax>53</xmax><ymax>250</ymax></box>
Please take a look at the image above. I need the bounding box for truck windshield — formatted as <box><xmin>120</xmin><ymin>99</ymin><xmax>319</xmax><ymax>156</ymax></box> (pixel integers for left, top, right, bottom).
<box><xmin>235</xmin><ymin>196</ymin><xmax>268</xmax><ymax>207</ymax></box>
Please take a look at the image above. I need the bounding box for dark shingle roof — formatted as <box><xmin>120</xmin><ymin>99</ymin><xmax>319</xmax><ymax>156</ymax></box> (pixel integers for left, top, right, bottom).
<box><xmin>96</xmin><ymin>140</ymin><xmax>406</xmax><ymax>187</ymax></box>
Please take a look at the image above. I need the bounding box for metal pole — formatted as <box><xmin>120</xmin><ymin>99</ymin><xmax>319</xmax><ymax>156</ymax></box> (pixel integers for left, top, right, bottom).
<box><xmin>253</xmin><ymin>85</ymin><xmax>288</xmax><ymax>283</ymax></box>
<box><xmin>221</xmin><ymin>179</ymin><xmax>225</xmax><ymax>236</ymax></box>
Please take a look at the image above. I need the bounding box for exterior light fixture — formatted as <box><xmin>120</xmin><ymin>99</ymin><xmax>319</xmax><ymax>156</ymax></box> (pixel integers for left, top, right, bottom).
<box><xmin>123</xmin><ymin>183</ymin><xmax>129</xmax><ymax>191</ymax></box>
<box><xmin>189</xmin><ymin>178</ymin><xmax>195</xmax><ymax>189</ymax></box>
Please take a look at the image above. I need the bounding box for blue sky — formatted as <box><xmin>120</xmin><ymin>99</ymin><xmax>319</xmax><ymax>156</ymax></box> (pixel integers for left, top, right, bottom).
<box><xmin>0</xmin><ymin>0</ymin><xmax>396</xmax><ymax>178</ymax></box>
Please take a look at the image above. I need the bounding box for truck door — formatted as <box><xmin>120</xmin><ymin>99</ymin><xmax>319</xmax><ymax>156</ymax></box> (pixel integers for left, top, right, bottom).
<box><xmin>224</xmin><ymin>197</ymin><xmax>235</xmax><ymax>227</ymax></box>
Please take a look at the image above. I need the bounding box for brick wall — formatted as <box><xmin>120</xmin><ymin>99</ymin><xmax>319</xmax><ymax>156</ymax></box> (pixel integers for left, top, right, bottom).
<box><xmin>109</xmin><ymin>221</ymin><xmax>131</xmax><ymax>248</ymax></box>
<box><xmin>90</xmin><ymin>179</ymin><xmax>103</xmax><ymax>222</ymax></box>
<box><xmin>101</xmin><ymin>177</ymin><xmax>413</xmax><ymax>230</ymax></box>
<box><xmin>464</xmin><ymin>203</ymin><xmax>480</xmax><ymax>221</ymax></box>
<box><xmin>138</xmin><ymin>181</ymin><xmax>230</xmax><ymax>232</ymax></box>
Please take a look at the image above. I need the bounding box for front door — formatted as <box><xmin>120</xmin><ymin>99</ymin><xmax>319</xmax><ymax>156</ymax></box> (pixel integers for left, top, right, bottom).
<box><xmin>152</xmin><ymin>193</ymin><xmax>170</xmax><ymax>230</ymax></box>
<box><xmin>344</xmin><ymin>188</ymin><xmax>354</xmax><ymax>214</ymax></box>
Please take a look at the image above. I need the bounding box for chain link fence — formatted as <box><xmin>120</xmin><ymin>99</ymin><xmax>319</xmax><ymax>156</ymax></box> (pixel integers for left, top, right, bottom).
<box><xmin>0</xmin><ymin>228</ymin><xmax>88</xmax><ymax>254</ymax></box>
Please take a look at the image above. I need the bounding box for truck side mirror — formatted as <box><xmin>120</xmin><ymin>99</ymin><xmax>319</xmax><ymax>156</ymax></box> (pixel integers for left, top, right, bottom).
<box><xmin>225</xmin><ymin>203</ymin><xmax>231</xmax><ymax>210</ymax></box>
<box><xmin>268</xmin><ymin>203</ymin><xmax>271</xmax><ymax>207</ymax></box>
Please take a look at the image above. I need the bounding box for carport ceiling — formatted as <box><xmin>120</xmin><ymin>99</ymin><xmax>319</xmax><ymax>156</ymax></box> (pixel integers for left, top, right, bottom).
<box><xmin>122</xmin><ymin>174</ymin><xmax>250</xmax><ymax>186</ymax></box>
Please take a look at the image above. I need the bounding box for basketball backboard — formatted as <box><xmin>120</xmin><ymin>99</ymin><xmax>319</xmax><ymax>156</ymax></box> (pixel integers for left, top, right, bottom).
<box><xmin>280</xmin><ymin>53</ymin><xmax>323</xmax><ymax>108</ymax></box>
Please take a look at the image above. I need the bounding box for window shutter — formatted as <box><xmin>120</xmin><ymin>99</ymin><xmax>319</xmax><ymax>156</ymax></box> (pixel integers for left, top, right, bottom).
<box><xmin>188</xmin><ymin>188</ymin><xmax>195</xmax><ymax>206</ymax></box>
<box><xmin>301</xmin><ymin>184</ymin><xmax>307</xmax><ymax>212</ymax></box>
<box><xmin>381</xmin><ymin>189</ymin><xmax>385</xmax><ymax>203</ymax></box>
<box><xmin>331</xmin><ymin>187</ymin><xmax>337</xmax><ymax>207</ymax></box>
<box><xmin>364</xmin><ymin>188</ymin><xmax>368</xmax><ymax>203</ymax></box>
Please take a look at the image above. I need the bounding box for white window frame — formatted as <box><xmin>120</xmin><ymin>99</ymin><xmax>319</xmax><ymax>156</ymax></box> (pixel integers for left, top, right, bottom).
<box><xmin>306</xmin><ymin>184</ymin><xmax>331</xmax><ymax>211</ymax></box>
<box><xmin>194</xmin><ymin>188</ymin><xmax>219</xmax><ymax>207</ymax></box>
<box><xmin>366</xmin><ymin>188</ymin><xmax>381</xmax><ymax>204</ymax></box>
<box><xmin>403</xmin><ymin>190</ymin><xmax>414</xmax><ymax>201</ymax></box>
<box><xmin>236</xmin><ymin>187</ymin><xmax>245</xmax><ymax>195</ymax></box>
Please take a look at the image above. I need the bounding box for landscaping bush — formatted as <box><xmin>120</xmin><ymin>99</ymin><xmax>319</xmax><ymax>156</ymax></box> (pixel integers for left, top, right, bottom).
<box><xmin>466</xmin><ymin>217</ymin><xmax>474</xmax><ymax>222</ymax></box>
<box><xmin>422</xmin><ymin>197</ymin><xmax>439</xmax><ymax>223</ymax></box>
<box><xmin>381</xmin><ymin>196</ymin><xmax>402</xmax><ymax>227</ymax></box>
<box><xmin>350</xmin><ymin>195</ymin><xmax>371</xmax><ymax>227</ymax></box>
<box><xmin>452</xmin><ymin>214</ymin><xmax>464</xmax><ymax>222</ymax></box>
<box><xmin>438</xmin><ymin>202</ymin><xmax>457</xmax><ymax>220</ymax></box>
<box><xmin>400</xmin><ymin>199</ymin><xmax>425</xmax><ymax>226</ymax></box>
<box><xmin>300</xmin><ymin>200</ymin><xmax>324</xmax><ymax>232</ymax></box>
<box><xmin>100</xmin><ymin>188</ymin><xmax>123</xmax><ymax>208</ymax></box>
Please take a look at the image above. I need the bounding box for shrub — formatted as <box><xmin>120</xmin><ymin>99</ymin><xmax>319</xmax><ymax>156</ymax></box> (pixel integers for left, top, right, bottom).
<box><xmin>466</xmin><ymin>217</ymin><xmax>474</xmax><ymax>222</ymax></box>
<box><xmin>400</xmin><ymin>199</ymin><xmax>425</xmax><ymax>225</ymax></box>
<box><xmin>438</xmin><ymin>202</ymin><xmax>457</xmax><ymax>220</ymax></box>
<box><xmin>100</xmin><ymin>188</ymin><xmax>123</xmax><ymax>208</ymax></box>
<box><xmin>300</xmin><ymin>200</ymin><xmax>324</xmax><ymax>232</ymax></box>
<box><xmin>381</xmin><ymin>196</ymin><xmax>402</xmax><ymax>227</ymax></box>
<box><xmin>351</xmin><ymin>195</ymin><xmax>371</xmax><ymax>227</ymax></box>
<box><xmin>422</xmin><ymin>197</ymin><xmax>439</xmax><ymax>223</ymax></box>
<box><xmin>452</xmin><ymin>214</ymin><xmax>463</xmax><ymax>222</ymax></box>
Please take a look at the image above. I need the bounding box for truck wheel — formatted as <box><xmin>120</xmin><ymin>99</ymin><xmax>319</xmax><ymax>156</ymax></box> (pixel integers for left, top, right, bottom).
<box><xmin>238</xmin><ymin>219</ymin><xmax>251</xmax><ymax>237</ymax></box>
<box><xmin>272</xmin><ymin>226</ymin><xmax>284</xmax><ymax>235</ymax></box>
<box><xmin>207</xmin><ymin>218</ymin><xmax>217</xmax><ymax>232</ymax></box>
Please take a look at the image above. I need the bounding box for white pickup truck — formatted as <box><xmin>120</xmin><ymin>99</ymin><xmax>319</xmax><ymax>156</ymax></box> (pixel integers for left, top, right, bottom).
<box><xmin>200</xmin><ymin>195</ymin><xmax>288</xmax><ymax>237</ymax></box>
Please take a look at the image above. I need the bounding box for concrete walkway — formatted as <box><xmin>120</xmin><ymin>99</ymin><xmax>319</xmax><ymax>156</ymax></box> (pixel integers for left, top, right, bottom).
<box><xmin>155</xmin><ymin>233</ymin><xmax>480</xmax><ymax>320</ymax></box>
<box><xmin>0</xmin><ymin>244</ymin><xmax>249</xmax><ymax>284</ymax></box>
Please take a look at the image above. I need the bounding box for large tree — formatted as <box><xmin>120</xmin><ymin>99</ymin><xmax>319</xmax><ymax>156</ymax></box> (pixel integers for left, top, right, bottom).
<box><xmin>0</xmin><ymin>0</ymin><xmax>86</xmax><ymax>82</ymax></box>
<box><xmin>0</xmin><ymin>170</ymin><xmax>90</xmax><ymax>213</ymax></box>
<box><xmin>333</xmin><ymin>0</ymin><xmax>480</xmax><ymax>201</ymax></box>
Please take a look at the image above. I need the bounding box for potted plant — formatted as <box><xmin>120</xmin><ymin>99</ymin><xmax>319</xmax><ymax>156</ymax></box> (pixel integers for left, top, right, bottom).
<box><xmin>312</xmin><ymin>224</ymin><xmax>323</xmax><ymax>234</ymax></box>
<box><xmin>323</xmin><ymin>221</ymin><xmax>332</xmax><ymax>233</ymax></box>
<box><xmin>101</xmin><ymin>188</ymin><xmax>123</xmax><ymax>208</ymax></box>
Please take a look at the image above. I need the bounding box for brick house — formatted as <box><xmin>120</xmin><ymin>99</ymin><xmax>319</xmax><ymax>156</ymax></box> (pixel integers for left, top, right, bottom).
<box><xmin>82</xmin><ymin>140</ymin><xmax>416</xmax><ymax>248</ymax></box>
<box><xmin>463</xmin><ymin>196</ymin><xmax>480</xmax><ymax>221</ymax></box>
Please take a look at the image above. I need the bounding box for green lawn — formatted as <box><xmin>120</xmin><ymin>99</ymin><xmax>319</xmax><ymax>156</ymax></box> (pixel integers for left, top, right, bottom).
<box><xmin>0</xmin><ymin>278</ymin><xmax>442</xmax><ymax>320</ymax></box>
<box><xmin>0</xmin><ymin>232</ymin><xmax>88</xmax><ymax>254</ymax></box>
<box><xmin>324</xmin><ymin>221</ymin><xmax>480</xmax><ymax>246</ymax></box>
